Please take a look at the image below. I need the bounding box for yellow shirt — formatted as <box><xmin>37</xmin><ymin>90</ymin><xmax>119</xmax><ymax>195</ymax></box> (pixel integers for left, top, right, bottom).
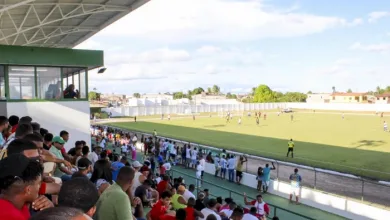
<box><xmin>288</xmin><ymin>141</ymin><xmax>294</xmax><ymax>148</ymax></box>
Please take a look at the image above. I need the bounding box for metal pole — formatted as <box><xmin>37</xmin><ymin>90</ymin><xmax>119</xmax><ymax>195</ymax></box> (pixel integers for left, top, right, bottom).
<box><xmin>229</xmin><ymin>190</ymin><xmax>232</xmax><ymax>198</ymax></box>
<box><xmin>314</xmin><ymin>170</ymin><xmax>317</xmax><ymax>189</ymax></box>
<box><xmin>274</xmin><ymin>206</ymin><xmax>277</xmax><ymax>218</ymax></box>
<box><xmin>361</xmin><ymin>180</ymin><xmax>364</xmax><ymax>201</ymax></box>
<box><xmin>276</xmin><ymin>162</ymin><xmax>279</xmax><ymax>181</ymax></box>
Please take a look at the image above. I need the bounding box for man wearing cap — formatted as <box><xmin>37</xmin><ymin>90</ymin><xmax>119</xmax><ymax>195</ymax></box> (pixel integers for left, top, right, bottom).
<box><xmin>243</xmin><ymin>193</ymin><xmax>269</xmax><ymax>219</ymax></box>
<box><xmin>0</xmin><ymin>154</ymin><xmax>53</xmax><ymax>219</ymax></box>
<box><xmin>50</xmin><ymin>136</ymin><xmax>73</xmax><ymax>182</ymax></box>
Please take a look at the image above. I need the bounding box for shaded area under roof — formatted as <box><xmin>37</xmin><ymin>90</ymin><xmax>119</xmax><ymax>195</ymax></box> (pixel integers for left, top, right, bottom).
<box><xmin>0</xmin><ymin>0</ymin><xmax>149</xmax><ymax>48</ymax></box>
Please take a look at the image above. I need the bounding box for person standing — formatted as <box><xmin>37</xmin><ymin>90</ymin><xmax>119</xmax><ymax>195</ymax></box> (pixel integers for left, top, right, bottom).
<box><xmin>196</xmin><ymin>161</ymin><xmax>203</xmax><ymax>188</ymax></box>
<box><xmin>220</xmin><ymin>155</ymin><xmax>227</xmax><ymax>179</ymax></box>
<box><xmin>235</xmin><ymin>155</ymin><xmax>247</xmax><ymax>184</ymax></box>
<box><xmin>384</xmin><ymin>121</ymin><xmax>388</xmax><ymax>132</ymax></box>
<box><xmin>289</xmin><ymin>168</ymin><xmax>302</xmax><ymax>204</ymax></box>
<box><xmin>262</xmin><ymin>162</ymin><xmax>276</xmax><ymax>193</ymax></box>
<box><xmin>227</xmin><ymin>155</ymin><xmax>236</xmax><ymax>182</ymax></box>
<box><xmin>286</xmin><ymin>139</ymin><xmax>294</xmax><ymax>158</ymax></box>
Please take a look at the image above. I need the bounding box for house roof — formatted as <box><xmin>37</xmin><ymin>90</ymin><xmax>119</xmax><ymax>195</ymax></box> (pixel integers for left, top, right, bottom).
<box><xmin>376</xmin><ymin>93</ymin><xmax>390</xmax><ymax>98</ymax></box>
<box><xmin>0</xmin><ymin>0</ymin><xmax>149</xmax><ymax>48</ymax></box>
<box><xmin>330</xmin><ymin>92</ymin><xmax>367</xmax><ymax>97</ymax></box>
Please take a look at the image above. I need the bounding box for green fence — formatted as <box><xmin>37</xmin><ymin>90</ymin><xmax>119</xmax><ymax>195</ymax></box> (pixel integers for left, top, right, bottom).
<box><xmin>169</xmin><ymin>169</ymin><xmax>315</xmax><ymax>220</ymax></box>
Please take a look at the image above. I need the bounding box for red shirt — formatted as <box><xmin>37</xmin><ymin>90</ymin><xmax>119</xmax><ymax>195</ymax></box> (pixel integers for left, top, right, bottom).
<box><xmin>0</xmin><ymin>199</ymin><xmax>30</xmax><ymax>220</ymax></box>
<box><xmin>11</xmin><ymin>125</ymin><xmax>18</xmax><ymax>134</ymax></box>
<box><xmin>157</xmin><ymin>180</ymin><xmax>169</xmax><ymax>197</ymax></box>
<box><xmin>160</xmin><ymin>166</ymin><xmax>166</xmax><ymax>175</ymax></box>
<box><xmin>150</xmin><ymin>200</ymin><xmax>168</xmax><ymax>220</ymax></box>
<box><xmin>250</xmin><ymin>200</ymin><xmax>270</xmax><ymax>216</ymax></box>
<box><xmin>160</xmin><ymin>215</ymin><xmax>175</xmax><ymax>220</ymax></box>
<box><xmin>185</xmin><ymin>207</ymin><xmax>195</xmax><ymax>220</ymax></box>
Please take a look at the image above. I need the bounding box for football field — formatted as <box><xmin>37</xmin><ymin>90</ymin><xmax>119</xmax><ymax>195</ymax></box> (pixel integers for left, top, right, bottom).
<box><xmin>108</xmin><ymin>111</ymin><xmax>390</xmax><ymax>180</ymax></box>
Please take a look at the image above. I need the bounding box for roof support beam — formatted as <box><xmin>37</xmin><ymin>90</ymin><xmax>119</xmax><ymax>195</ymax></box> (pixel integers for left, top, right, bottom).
<box><xmin>0</xmin><ymin>0</ymin><xmax>35</xmax><ymax>13</ymax></box>
<box><xmin>0</xmin><ymin>3</ymin><xmax>129</xmax><ymax>43</ymax></box>
<box><xmin>23</xmin><ymin>28</ymin><xmax>96</xmax><ymax>46</ymax></box>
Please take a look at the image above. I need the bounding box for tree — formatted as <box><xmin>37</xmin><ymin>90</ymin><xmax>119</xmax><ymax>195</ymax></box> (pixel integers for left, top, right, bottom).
<box><xmin>376</xmin><ymin>86</ymin><xmax>385</xmax><ymax>95</ymax></box>
<box><xmin>173</xmin><ymin>92</ymin><xmax>185</xmax><ymax>100</ymax></box>
<box><xmin>192</xmin><ymin>87</ymin><xmax>204</xmax><ymax>95</ymax></box>
<box><xmin>347</xmin><ymin>89</ymin><xmax>352</xmax><ymax>93</ymax></box>
<box><xmin>133</xmin><ymin>93</ymin><xmax>141</xmax><ymax>98</ymax></box>
<box><xmin>386</xmin><ymin>86</ymin><xmax>390</xmax><ymax>93</ymax></box>
<box><xmin>212</xmin><ymin>85</ymin><xmax>220</xmax><ymax>94</ymax></box>
<box><xmin>332</xmin><ymin>86</ymin><xmax>336</xmax><ymax>93</ymax></box>
<box><xmin>207</xmin><ymin>87</ymin><xmax>212</xmax><ymax>94</ymax></box>
<box><xmin>307</xmin><ymin>91</ymin><xmax>313</xmax><ymax>94</ymax></box>
<box><xmin>253</xmin><ymin>85</ymin><xmax>275</xmax><ymax>103</ymax></box>
<box><xmin>226</xmin><ymin>93</ymin><xmax>237</xmax><ymax>99</ymax></box>
<box><xmin>88</xmin><ymin>91</ymin><xmax>101</xmax><ymax>101</ymax></box>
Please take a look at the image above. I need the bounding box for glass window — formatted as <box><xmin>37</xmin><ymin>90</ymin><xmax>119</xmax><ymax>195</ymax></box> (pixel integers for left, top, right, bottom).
<box><xmin>73</xmin><ymin>72</ymin><xmax>80</xmax><ymax>95</ymax></box>
<box><xmin>8</xmin><ymin>66</ymin><xmax>35</xmax><ymax>99</ymax></box>
<box><xmin>37</xmin><ymin>67</ymin><xmax>61</xmax><ymax>99</ymax></box>
<box><xmin>79</xmin><ymin>70</ymin><xmax>86</xmax><ymax>99</ymax></box>
<box><xmin>0</xmin><ymin>66</ymin><xmax>5</xmax><ymax>99</ymax></box>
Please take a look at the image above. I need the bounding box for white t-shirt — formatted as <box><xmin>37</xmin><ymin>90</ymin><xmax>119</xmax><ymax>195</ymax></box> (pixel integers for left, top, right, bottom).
<box><xmin>200</xmin><ymin>208</ymin><xmax>221</xmax><ymax>220</ymax></box>
<box><xmin>88</xmin><ymin>152</ymin><xmax>99</xmax><ymax>166</ymax></box>
<box><xmin>121</xmin><ymin>145</ymin><xmax>128</xmax><ymax>152</ymax></box>
<box><xmin>182</xmin><ymin>189</ymin><xmax>195</xmax><ymax>202</ymax></box>
<box><xmin>99</xmin><ymin>139</ymin><xmax>106</xmax><ymax>148</ymax></box>
<box><xmin>191</xmin><ymin>150</ymin><xmax>198</xmax><ymax>160</ymax></box>
<box><xmin>186</xmin><ymin>148</ymin><xmax>191</xmax><ymax>159</ymax></box>
<box><xmin>384</xmin><ymin>122</ymin><xmax>388</xmax><ymax>128</ymax></box>
<box><xmin>196</xmin><ymin>164</ymin><xmax>203</xmax><ymax>176</ymax></box>
<box><xmin>199</xmin><ymin>159</ymin><xmax>206</xmax><ymax>171</ymax></box>
<box><xmin>242</xmin><ymin>214</ymin><xmax>258</xmax><ymax>220</ymax></box>
<box><xmin>220</xmin><ymin>209</ymin><xmax>233</xmax><ymax>218</ymax></box>
<box><xmin>163</xmin><ymin>163</ymin><xmax>172</xmax><ymax>170</ymax></box>
<box><xmin>171</xmin><ymin>147</ymin><xmax>177</xmax><ymax>155</ymax></box>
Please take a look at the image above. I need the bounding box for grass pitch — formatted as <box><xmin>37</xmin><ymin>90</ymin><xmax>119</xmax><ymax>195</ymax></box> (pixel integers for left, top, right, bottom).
<box><xmin>109</xmin><ymin>111</ymin><xmax>390</xmax><ymax>180</ymax></box>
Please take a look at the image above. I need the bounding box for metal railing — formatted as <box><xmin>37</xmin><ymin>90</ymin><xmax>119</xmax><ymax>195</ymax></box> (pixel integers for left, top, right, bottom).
<box><xmin>104</xmin><ymin>127</ymin><xmax>390</xmax><ymax>208</ymax></box>
<box><xmin>168</xmin><ymin>169</ymin><xmax>315</xmax><ymax>220</ymax></box>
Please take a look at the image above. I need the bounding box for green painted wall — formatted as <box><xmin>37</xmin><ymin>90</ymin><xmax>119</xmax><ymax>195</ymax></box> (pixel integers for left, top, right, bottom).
<box><xmin>0</xmin><ymin>45</ymin><xmax>104</xmax><ymax>68</ymax></box>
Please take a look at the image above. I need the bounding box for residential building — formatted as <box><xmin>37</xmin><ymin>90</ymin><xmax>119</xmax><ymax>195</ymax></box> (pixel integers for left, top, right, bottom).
<box><xmin>329</xmin><ymin>93</ymin><xmax>371</xmax><ymax>103</ymax></box>
<box><xmin>375</xmin><ymin>94</ymin><xmax>390</xmax><ymax>104</ymax></box>
<box><xmin>306</xmin><ymin>93</ymin><xmax>331</xmax><ymax>103</ymax></box>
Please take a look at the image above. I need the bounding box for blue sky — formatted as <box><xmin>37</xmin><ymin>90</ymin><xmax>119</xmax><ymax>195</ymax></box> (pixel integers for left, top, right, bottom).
<box><xmin>76</xmin><ymin>0</ymin><xmax>390</xmax><ymax>95</ymax></box>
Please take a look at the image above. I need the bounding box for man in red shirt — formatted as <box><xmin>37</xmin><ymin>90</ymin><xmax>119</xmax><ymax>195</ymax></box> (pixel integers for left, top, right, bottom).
<box><xmin>0</xmin><ymin>154</ymin><xmax>44</xmax><ymax>220</ymax></box>
<box><xmin>243</xmin><ymin>193</ymin><xmax>270</xmax><ymax>219</ymax></box>
<box><xmin>157</xmin><ymin>175</ymin><xmax>172</xmax><ymax>197</ymax></box>
<box><xmin>150</xmin><ymin>191</ymin><xmax>175</xmax><ymax>220</ymax></box>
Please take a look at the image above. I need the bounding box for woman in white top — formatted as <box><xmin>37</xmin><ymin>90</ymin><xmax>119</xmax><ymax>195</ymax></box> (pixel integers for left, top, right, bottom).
<box><xmin>130</xmin><ymin>162</ymin><xmax>149</xmax><ymax>197</ymax></box>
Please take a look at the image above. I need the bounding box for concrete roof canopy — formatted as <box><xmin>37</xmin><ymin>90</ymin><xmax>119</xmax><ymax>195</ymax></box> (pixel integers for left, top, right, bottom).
<box><xmin>0</xmin><ymin>0</ymin><xmax>149</xmax><ymax>48</ymax></box>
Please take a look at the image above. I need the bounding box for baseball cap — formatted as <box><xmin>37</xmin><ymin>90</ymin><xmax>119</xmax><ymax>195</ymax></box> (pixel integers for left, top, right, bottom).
<box><xmin>132</xmin><ymin>161</ymin><xmax>142</xmax><ymax>168</ymax></box>
<box><xmin>0</xmin><ymin>154</ymin><xmax>30</xmax><ymax>178</ymax></box>
<box><xmin>52</xmin><ymin>136</ymin><xmax>65</xmax><ymax>144</ymax></box>
<box><xmin>77</xmin><ymin>158</ymin><xmax>92</xmax><ymax>170</ymax></box>
<box><xmin>178</xmin><ymin>185</ymin><xmax>186</xmax><ymax>191</ymax></box>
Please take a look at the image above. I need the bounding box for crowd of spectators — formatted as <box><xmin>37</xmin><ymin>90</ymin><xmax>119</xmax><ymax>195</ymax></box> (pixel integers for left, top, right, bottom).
<box><xmin>0</xmin><ymin>116</ymin><xmax>295</xmax><ymax>220</ymax></box>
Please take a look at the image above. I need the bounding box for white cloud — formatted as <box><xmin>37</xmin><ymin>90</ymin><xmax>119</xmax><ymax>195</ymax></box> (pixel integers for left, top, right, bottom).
<box><xmin>100</xmin><ymin>0</ymin><xmax>358</xmax><ymax>43</ymax></box>
<box><xmin>368</xmin><ymin>11</ymin><xmax>390</xmax><ymax>23</ymax></box>
<box><xmin>104</xmin><ymin>48</ymin><xmax>191</xmax><ymax>66</ymax></box>
<box><xmin>350</xmin><ymin>42</ymin><xmax>390</xmax><ymax>52</ymax></box>
<box><xmin>74</xmin><ymin>40</ymin><xmax>102</xmax><ymax>50</ymax></box>
<box><xmin>196</xmin><ymin>46</ymin><xmax>221</xmax><ymax>55</ymax></box>
<box><xmin>319</xmin><ymin>58</ymin><xmax>358</xmax><ymax>75</ymax></box>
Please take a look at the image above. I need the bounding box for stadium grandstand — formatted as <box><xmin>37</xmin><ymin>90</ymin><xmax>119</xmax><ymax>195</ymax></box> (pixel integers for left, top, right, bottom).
<box><xmin>0</xmin><ymin>1</ymin><xmax>388</xmax><ymax>220</ymax></box>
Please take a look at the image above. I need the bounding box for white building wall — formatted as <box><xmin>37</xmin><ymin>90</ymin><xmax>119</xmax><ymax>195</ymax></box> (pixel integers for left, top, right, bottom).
<box><xmin>7</xmin><ymin>101</ymin><xmax>91</xmax><ymax>151</ymax></box>
<box><xmin>287</xmin><ymin>102</ymin><xmax>390</xmax><ymax>112</ymax></box>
